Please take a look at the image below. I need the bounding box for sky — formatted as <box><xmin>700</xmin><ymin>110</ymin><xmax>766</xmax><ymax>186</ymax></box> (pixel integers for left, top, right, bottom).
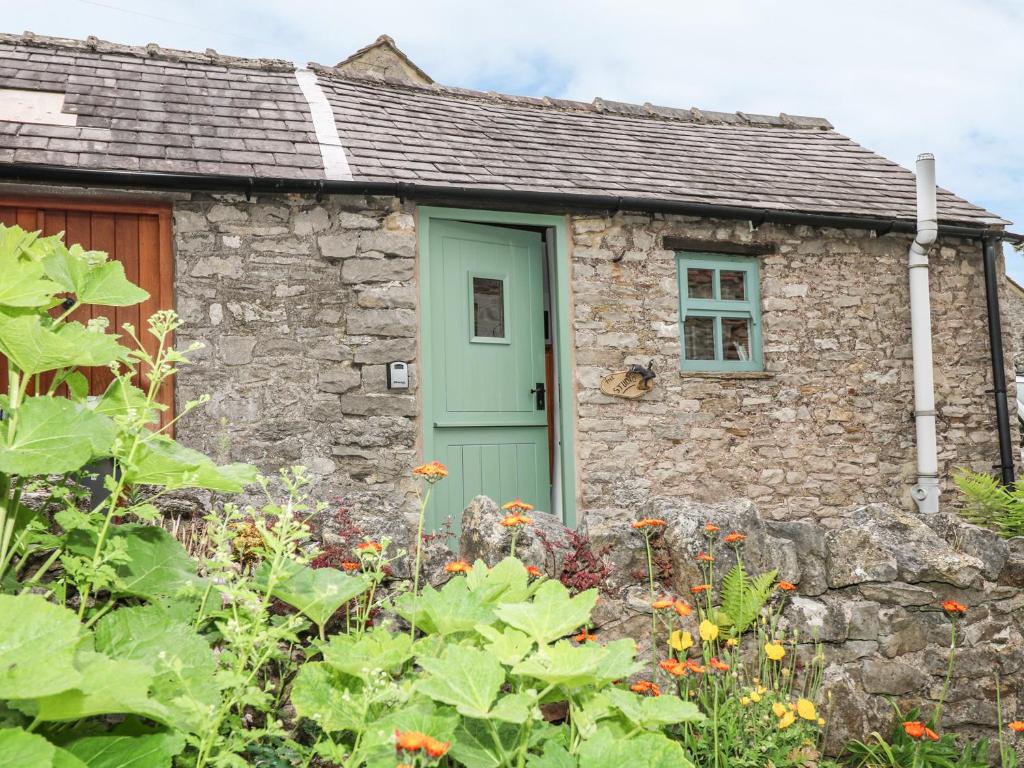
<box><xmin>5</xmin><ymin>0</ymin><xmax>1024</xmax><ymax>279</ymax></box>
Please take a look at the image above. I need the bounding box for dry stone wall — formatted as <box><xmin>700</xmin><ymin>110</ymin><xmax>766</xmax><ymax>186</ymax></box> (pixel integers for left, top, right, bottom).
<box><xmin>570</xmin><ymin>212</ymin><xmax>1018</xmax><ymax>523</ymax></box>
<box><xmin>172</xmin><ymin>192</ymin><xmax>422</xmax><ymax>511</ymax></box>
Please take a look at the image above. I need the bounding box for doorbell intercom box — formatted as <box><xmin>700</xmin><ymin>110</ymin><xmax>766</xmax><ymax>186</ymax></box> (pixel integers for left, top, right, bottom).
<box><xmin>387</xmin><ymin>361</ymin><xmax>409</xmax><ymax>390</ymax></box>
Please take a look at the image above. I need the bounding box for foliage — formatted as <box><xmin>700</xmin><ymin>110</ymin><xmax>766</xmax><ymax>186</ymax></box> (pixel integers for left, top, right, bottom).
<box><xmin>953</xmin><ymin>468</ymin><xmax>1024</xmax><ymax>537</ymax></box>
<box><xmin>846</xmin><ymin>706</ymin><xmax>990</xmax><ymax>768</ymax></box>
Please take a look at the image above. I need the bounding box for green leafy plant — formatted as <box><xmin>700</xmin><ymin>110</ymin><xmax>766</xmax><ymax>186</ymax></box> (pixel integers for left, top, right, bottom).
<box><xmin>953</xmin><ymin>468</ymin><xmax>1024</xmax><ymax>537</ymax></box>
<box><xmin>846</xmin><ymin>705</ymin><xmax>990</xmax><ymax>768</ymax></box>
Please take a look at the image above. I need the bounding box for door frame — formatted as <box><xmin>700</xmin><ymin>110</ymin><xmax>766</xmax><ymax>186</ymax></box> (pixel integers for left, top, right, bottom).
<box><xmin>417</xmin><ymin>206</ymin><xmax>577</xmax><ymax>527</ymax></box>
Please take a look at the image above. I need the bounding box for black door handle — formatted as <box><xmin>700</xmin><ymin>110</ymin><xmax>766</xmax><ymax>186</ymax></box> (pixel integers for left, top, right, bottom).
<box><xmin>530</xmin><ymin>383</ymin><xmax>545</xmax><ymax>410</ymax></box>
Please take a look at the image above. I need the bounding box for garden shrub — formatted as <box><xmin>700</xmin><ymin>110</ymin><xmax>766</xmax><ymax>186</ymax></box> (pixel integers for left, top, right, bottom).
<box><xmin>1</xmin><ymin>221</ymin><xmax>1020</xmax><ymax>767</ymax></box>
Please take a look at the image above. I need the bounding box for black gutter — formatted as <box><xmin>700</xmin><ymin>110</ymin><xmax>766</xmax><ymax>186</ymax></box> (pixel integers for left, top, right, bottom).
<box><xmin>982</xmin><ymin>237</ymin><xmax>1017</xmax><ymax>485</ymax></box>
<box><xmin>0</xmin><ymin>163</ymin><xmax>1014</xmax><ymax>241</ymax></box>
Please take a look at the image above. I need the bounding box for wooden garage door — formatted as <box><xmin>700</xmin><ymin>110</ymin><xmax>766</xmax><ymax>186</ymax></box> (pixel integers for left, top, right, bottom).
<box><xmin>0</xmin><ymin>197</ymin><xmax>175</xmax><ymax>428</ymax></box>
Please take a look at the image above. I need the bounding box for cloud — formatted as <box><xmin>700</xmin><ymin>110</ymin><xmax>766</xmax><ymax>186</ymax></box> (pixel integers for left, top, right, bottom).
<box><xmin>7</xmin><ymin>0</ymin><xmax>1024</xmax><ymax>275</ymax></box>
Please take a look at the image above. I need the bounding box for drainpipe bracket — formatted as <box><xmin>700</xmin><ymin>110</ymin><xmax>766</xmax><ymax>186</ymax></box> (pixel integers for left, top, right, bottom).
<box><xmin>911</xmin><ymin>476</ymin><xmax>941</xmax><ymax>514</ymax></box>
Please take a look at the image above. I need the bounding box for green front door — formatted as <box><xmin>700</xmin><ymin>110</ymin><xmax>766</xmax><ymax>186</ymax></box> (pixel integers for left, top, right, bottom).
<box><xmin>426</xmin><ymin>219</ymin><xmax>550</xmax><ymax>531</ymax></box>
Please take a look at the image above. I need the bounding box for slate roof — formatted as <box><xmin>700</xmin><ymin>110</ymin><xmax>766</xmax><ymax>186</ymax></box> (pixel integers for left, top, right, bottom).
<box><xmin>0</xmin><ymin>31</ymin><xmax>1008</xmax><ymax>227</ymax></box>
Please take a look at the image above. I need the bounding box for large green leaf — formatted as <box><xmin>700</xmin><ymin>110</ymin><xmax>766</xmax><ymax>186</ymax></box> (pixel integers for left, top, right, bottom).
<box><xmin>0</xmin><ymin>246</ymin><xmax>63</xmax><ymax>307</ymax></box>
<box><xmin>21</xmin><ymin>650</ymin><xmax>169</xmax><ymax>724</ymax></box>
<box><xmin>64</xmin><ymin>732</ymin><xmax>184</xmax><ymax>768</ymax></box>
<box><xmin>393</xmin><ymin>577</ymin><xmax>496</xmax><ymax>636</ymax></box>
<box><xmin>0</xmin><ymin>728</ymin><xmax>88</xmax><ymax>768</ymax></box>
<box><xmin>0</xmin><ymin>396</ymin><xmax>116</xmax><ymax>475</ymax></box>
<box><xmin>42</xmin><ymin>242</ymin><xmax>149</xmax><ymax>307</ymax></box>
<box><xmin>93</xmin><ymin>379</ymin><xmax>160</xmax><ymax>423</ymax></box>
<box><xmin>359</xmin><ymin>699</ymin><xmax>459</xmax><ymax>768</ymax></box>
<box><xmin>66</xmin><ymin>524</ymin><xmax>204</xmax><ymax>602</ymax></box>
<box><xmin>94</xmin><ymin>605</ymin><xmax>219</xmax><ymax>731</ymax></box>
<box><xmin>0</xmin><ymin>594</ymin><xmax>84</xmax><ymax>699</ymax></box>
<box><xmin>512</xmin><ymin>639</ymin><xmax>640</xmax><ymax>689</ymax></box>
<box><xmin>475</xmin><ymin>625</ymin><xmax>534</xmax><ymax>666</ymax></box>
<box><xmin>290</xmin><ymin>661</ymin><xmax>365</xmax><ymax>733</ymax></box>
<box><xmin>0</xmin><ymin>315</ymin><xmax>127</xmax><ymax>376</ymax></box>
<box><xmin>526</xmin><ymin>742</ymin><xmax>576</xmax><ymax>768</ymax></box>
<box><xmin>464</xmin><ymin>557</ymin><xmax>533</xmax><ymax>604</ymax></box>
<box><xmin>605</xmin><ymin>688</ymin><xmax>704</xmax><ymax>729</ymax></box>
<box><xmin>415</xmin><ymin>646</ymin><xmax>519</xmax><ymax>721</ymax></box>
<box><xmin>577</xmin><ymin>728</ymin><xmax>694</xmax><ymax>768</ymax></box>
<box><xmin>257</xmin><ymin>559</ymin><xmax>369</xmax><ymax>629</ymax></box>
<box><xmin>494</xmin><ymin>580</ymin><xmax>598</xmax><ymax>646</ymax></box>
<box><xmin>449</xmin><ymin>719</ymin><xmax>520</xmax><ymax>768</ymax></box>
<box><xmin>321</xmin><ymin>627</ymin><xmax>413</xmax><ymax>679</ymax></box>
<box><xmin>122</xmin><ymin>435</ymin><xmax>257</xmax><ymax>492</ymax></box>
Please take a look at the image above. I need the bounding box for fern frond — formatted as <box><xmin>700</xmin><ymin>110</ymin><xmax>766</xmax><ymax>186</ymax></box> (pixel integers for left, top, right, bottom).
<box><xmin>719</xmin><ymin>561</ymin><xmax>777</xmax><ymax>634</ymax></box>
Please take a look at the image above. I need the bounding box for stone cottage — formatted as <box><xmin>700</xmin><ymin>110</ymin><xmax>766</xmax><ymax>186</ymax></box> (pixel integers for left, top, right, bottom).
<box><xmin>0</xmin><ymin>30</ymin><xmax>1018</xmax><ymax>530</ymax></box>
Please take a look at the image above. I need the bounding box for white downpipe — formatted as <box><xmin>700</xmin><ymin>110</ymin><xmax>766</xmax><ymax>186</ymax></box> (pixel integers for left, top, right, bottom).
<box><xmin>909</xmin><ymin>153</ymin><xmax>940</xmax><ymax>513</ymax></box>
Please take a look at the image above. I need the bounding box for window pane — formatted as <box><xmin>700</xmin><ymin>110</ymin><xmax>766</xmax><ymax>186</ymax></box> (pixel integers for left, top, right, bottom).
<box><xmin>722</xmin><ymin>317</ymin><xmax>751</xmax><ymax>361</ymax></box>
<box><xmin>687</xmin><ymin>268</ymin><xmax>713</xmax><ymax>298</ymax></box>
<box><xmin>720</xmin><ymin>270</ymin><xmax>746</xmax><ymax>300</ymax></box>
<box><xmin>684</xmin><ymin>316</ymin><xmax>716</xmax><ymax>360</ymax></box>
<box><xmin>473</xmin><ymin>277</ymin><xmax>505</xmax><ymax>338</ymax></box>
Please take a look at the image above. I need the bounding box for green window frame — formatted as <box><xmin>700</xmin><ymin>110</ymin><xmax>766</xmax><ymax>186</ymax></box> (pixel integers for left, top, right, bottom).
<box><xmin>676</xmin><ymin>252</ymin><xmax>763</xmax><ymax>372</ymax></box>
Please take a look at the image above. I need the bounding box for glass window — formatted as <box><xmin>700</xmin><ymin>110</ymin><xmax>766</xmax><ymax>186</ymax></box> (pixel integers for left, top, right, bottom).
<box><xmin>684</xmin><ymin>317</ymin><xmax>716</xmax><ymax>360</ymax></box>
<box><xmin>687</xmin><ymin>268</ymin><xmax>713</xmax><ymax>298</ymax></box>
<box><xmin>473</xmin><ymin>277</ymin><xmax>505</xmax><ymax>338</ymax></box>
<box><xmin>676</xmin><ymin>253</ymin><xmax>762</xmax><ymax>372</ymax></box>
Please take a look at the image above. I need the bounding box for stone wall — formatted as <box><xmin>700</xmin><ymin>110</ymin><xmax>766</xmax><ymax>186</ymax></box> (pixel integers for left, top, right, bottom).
<box><xmin>571</xmin><ymin>212</ymin><xmax>1018</xmax><ymax>523</ymax></box>
<box><xmin>459</xmin><ymin>494</ymin><xmax>1024</xmax><ymax>754</ymax></box>
<box><xmin>172</xmin><ymin>192</ymin><xmax>422</xmax><ymax>510</ymax></box>
<box><xmin>1003</xmin><ymin>276</ymin><xmax>1024</xmax><ymax>373</ymax></box>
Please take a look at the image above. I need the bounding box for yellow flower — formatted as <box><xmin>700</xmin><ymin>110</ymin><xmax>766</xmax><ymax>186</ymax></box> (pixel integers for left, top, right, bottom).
<box><xmin>750</xmin><ymin>692</ymin><xmax>762</xmax><ymax>703</ymax></box>
<box><xmin>772</xmin><ymin>702</ymin><xmax>787</xmax><ymax>718</ymax></box>
<box><xmin>726</xmin><ymin>638</ymin><xmax>739</xmax><ymax>647</ymax></box>
<box><xmin>669</xmin><ymin>630</ymin><xmax>694</xmax><ymax>652</ymax></box>
<box><xmin>779</xmin><ymin>711</ymin><xmax>796</xmax><ymax>729</ymax></box>
<box><xmin>764</xmin><ymin>642</ymin><xmax>786</xmax><ymax>661</ymax></box>
<box><xmin>699</xmin><ymin>619</ymin><xmax>719</xmax><ymax>642</ymax></box>
<box><xmin>818</xmin><ymin>717</ymin><xmax>826</xmax><ymax>727</ymax></box>
<box><xmin>797</xmin><ymin>699</ymin><xmax>817</xmax><ymax>721</ymax></box>
<box><xmin>756</xmin><ymin>685</ymin><xmax>767</xmax><ymax>695</ymax></box>
<box><xmin>740</xmin><ymin>696</ymin><xmax>751</xmax><ymax>706</ymax></box>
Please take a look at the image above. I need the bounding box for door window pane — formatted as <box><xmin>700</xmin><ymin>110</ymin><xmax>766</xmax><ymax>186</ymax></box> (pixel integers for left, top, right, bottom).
<box><xmin>722</xmin><ymin>317</ymin><xmax>751</xmax><ymax>360</ymax></box>
<box><xmin>720</xmin><ymin>270</ymin><xmax>746</xmax><ymax>300</ymax></box>
<box><xmin>473</xmin><ymin>277</ymin><xmax>505</xmax><ymax>338</ymax></box>
<box><xmin>687</xmin><ymin>268</ymin><xmax>713</xmax><ymax>298</ymax></box>
<box><xmin>684</xmin><ymin>316</ymin><xmax>716</xmax><ymax>360</ymax></box>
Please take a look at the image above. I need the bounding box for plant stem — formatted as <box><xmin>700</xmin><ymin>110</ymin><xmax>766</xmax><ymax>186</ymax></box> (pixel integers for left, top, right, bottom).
<box><xmin>409</xmin><ymin>484</ymin><xmax>433</xmax><ymax>638</ymax></box>
<box><xmin>644</xmin><ymin>532</ymin><xmax>657</xmax><ymax>673</ymax></box>
<box><xmin>931</xmin><ymin>620</ymin><xmax>957</xmax><ymax>730</ymax></box>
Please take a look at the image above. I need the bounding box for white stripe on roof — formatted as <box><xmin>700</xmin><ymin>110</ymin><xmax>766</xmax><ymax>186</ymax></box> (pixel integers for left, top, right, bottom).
<box><xmin>294</xmin><ymin>68</ymin><xmax>352</xmax><ymax>181</ymax></box>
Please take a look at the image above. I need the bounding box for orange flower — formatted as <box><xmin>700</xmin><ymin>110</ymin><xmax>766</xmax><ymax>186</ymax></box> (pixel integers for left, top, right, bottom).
<box><xmin>704</xmin><ymin>523</ymin><xmax>720</xmax><ymax>534</ymax></box>
<box><xmin>659</xmin><ymin>659</ymin><xmax>687</xmax><ymax>676</ymax></box>
<box><xmin>445</xmin><ymin>560</ymin><xmax>472</xmax><ymax>574</ymax></box>
<box><xmin>526</xmin><ymin>565</ymin><xmax>542</xmax><ymax>577</ymax></box>
<box><xmin>690</xmin><ymin>584</ymin><xmax>712</xmax><ymax>594</ymax></box>
<box><xmin>673</xmin><ymin>599</ymin><xmax>693</xmax><ymax>617</ymax></box>
<box><xmin>684</xmin><ymin>659</ymin><xmax>705</xmax><ymax>674</ymax></box>
<box><xmin>630</xmin><ymin>680</ymin><xmax>661</xmax><ymax>696</ymax></box>
<box><xmin>357</xmin><ymin>541</ymin><xmax>382</xmax><ymax>553</ymax></box>
<box><xmin>1008</xmin><ymin>721</ymin><xmax>1024</xmax><ymax>733</ymax></box>
<box><xmin>652</xmin><ymin>596</ymin><xmax>675</xmax><ymax>610</ymax></box>
<box><xmin>942</xmin><ymin>600</ymin><xmax>967</xmax><ymax>615</ymax></box>
<box><xmin>500</xmin><ymin>513</ymin><xmax>533</xmax><ymax>527</ymax></box>
<box><xmin>902</xmin><ymin>721</ymin><xmax>926</xmax><ymax>739</ymax></box>
<box><xmin>778</xmin><ymin>581</ymin><xmax>797</xmax><ymax>591</ymax></box>
<box><xmin>424</xmin><ymin>736</ymin><xmax>451</xmax><ymax>758</ymax></box>
<box><xmin>341</xmin><ymin>561</ymin><xmax>360</xmax><ymax>571</ymax></box>
<box><xmin>632</xmin><ymin>518</ymin><xmax>666</xmax><ymax>530</ymax></box>
<box><xmin>723</xmin><ymin>531</ymin><xmax>747</xmax><ymax>544</ymax></box>
<box><xmin>709</xmin><ymin>657</ymin><xmax>730</xmax><ymax>671</ymax></box>
<box><xmin>697</xmin><ymin>552</ymin><xmax>714</xmax><ymax>563</ymax></box>
<box><xmin>502</xmin><ymin>498</ymin><xmax>534</xmax><ymax>513</ymax></box>
<box><xmin>395</xmin><ymin>730</ymin><xmax>429</xmax><ymax>752</ymax></box>
<box><xmin>412</xmin><ymin>461</ymin><xmax>448</xmax><ymax>482</ymax></box>
<box><xmin>574</xmin><ymin>627</ymin><xmax>597</xmax><ymax>643</ymax></box>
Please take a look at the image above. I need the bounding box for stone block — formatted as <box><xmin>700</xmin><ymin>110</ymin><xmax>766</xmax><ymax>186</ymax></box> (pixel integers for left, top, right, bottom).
<box><xmin>318</xmin><ymin>233</ymin><xmax>358</xmax><ymax>260</ymax></box>
<box><xmin>861</xmin><ymin>659</ymin><xmax>929</xmax><ymax>695</ymax></box>
<box><xmin>317</xmin><ymin>364</ymin><xmax>361</xmax><ymax>394</ymax></box>
<box><xmin>342</xmin><ymin>257</ymin><xmax>414</xmax><ymax>283</ymax></box>
<box><xmin>346</xmin><ymin>308</ymin><xmax>416</xmax><ymax>337</ymax></box>
<box><xmin>354</xmin><ymin>338</ymin><xmax>417</xmax><ymax>364</ymax></box>
<box><xmin>218</xmin><ymin>335</ymin><xmax>256</xmax><ymax>365</ymax></box>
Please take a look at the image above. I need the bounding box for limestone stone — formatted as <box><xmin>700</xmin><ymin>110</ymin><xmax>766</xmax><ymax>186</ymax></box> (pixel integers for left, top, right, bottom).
<box><xmin>218</xmin><ymin>335</ymin><xmax>256</xmax><ymax>365</ymax></box>
<box><xmin>318</xmin><ymin>233</ymin><xmax>358</xmax><ymax>260</ymax></box>
<box><xmin>354</xmin><ymin>338</ymin><xmax>417</xmax><ymax>364</ymax></box>
<box><xmin>861</xmin><ymin>659</ymin><xmax>929</xmax><ymax>695</ymax></box>
<box><xmin>342</xmin><ymin>258</ymin><xmax>414</xmax><ymax>283</ymax></box>
<box><xmin>346</xmin><ymin>308</ymin><xmax>416</xmax><ymax>337</ymax></box>
<box><xmin>317</xmin><ymin>365</ymin><xmax>361</xmax><ymax>394</ymax></box>
<box><xmin>294</xmin><ymin>206</ymin><xmax>331</xmax><ymax>235</ymax></box>
<box><xmin>460</xmin><ymin>496</ymin><xmax>572</xmax><ymax>573</ymax></box>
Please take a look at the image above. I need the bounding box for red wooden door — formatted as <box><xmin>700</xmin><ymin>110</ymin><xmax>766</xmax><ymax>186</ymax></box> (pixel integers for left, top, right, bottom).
<box><xmin>0</xmin><ymin>198</ymin><xmax>175</xmax><ymax>429</ymax></box>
